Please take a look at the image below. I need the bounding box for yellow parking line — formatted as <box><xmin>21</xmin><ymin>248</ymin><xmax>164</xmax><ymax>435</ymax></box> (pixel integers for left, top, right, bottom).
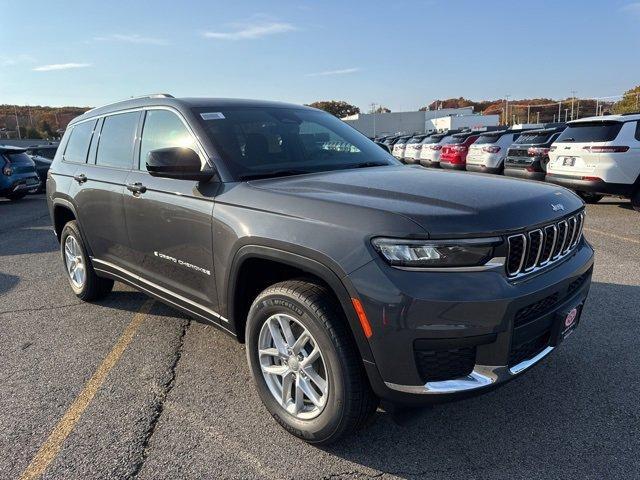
<box><xmin>583</xmin><ymin>227</ymin><xmax>640</xmax><ymax>245</ymax></box>
<box><xmin>19</xmin><ymin>299</ymin><xmax>155</xmax><ymax>480</ymax></box>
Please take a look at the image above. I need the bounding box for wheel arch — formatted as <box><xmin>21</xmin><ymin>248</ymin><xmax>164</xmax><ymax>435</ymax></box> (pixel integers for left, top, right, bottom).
<box><xmin>227</xmin><ymin>245</ymin><xmax>376</xmax><ymax>364</ymax></box>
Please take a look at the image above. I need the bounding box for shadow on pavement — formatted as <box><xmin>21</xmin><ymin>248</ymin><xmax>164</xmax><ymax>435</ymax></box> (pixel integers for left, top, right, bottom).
<box><xmin>320</xmin><ymin>281</ymin><xmax>639</xmax><ymax>478</ymax></box>
<box><xmin>0</xmin><ymin>272</ymin><xmax>20</xmax><ymax>296</ymax></box>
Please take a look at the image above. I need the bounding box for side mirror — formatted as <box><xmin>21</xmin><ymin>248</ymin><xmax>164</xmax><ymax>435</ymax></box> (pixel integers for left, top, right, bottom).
<box><xmin>375</xmin><ymin>141</ymin><xmax>391</xmax><ymax>154</ymax></box>
<box><xmin>146</xmin><ymin>147</ymin><xmax>214</xmax><ymax>181</ymax></box>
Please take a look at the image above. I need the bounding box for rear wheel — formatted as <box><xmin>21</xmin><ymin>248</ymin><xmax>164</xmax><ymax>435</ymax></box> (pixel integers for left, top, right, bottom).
<box><xmin>577</xmin><ymin>191</ymin><xmax>604</xmax><ymax>204</ymax></box>
<box><xmin>6</xmin><ymin>192</ymin><xmax>27</xmax><ymax>201</ymax></box>
<box><xmin>60</xmin><ymin>221</ymin><xmax>114</xmax><ymax>301</ymax></box>
<box><xmin>246</xmin><ymin>280</ymin><xmax>378</xmax><ymax>444</ymax></box>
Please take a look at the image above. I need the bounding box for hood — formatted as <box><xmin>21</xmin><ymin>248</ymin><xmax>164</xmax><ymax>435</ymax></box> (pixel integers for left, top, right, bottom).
<box><xmin>249</xmin><ymin>165</ymin><xmax>583</xmax><ymax>237</ymax></box>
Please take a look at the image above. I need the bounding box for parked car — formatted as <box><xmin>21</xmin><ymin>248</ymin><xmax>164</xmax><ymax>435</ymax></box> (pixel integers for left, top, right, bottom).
<box><xmin>0</xmin><ymin>145</ymin><xmax>41</xmax><ymax>200</ymax></box>
<box><xmin>439</xmin><ymin>131</ymin><xmax>480</xmax><ymax>170</ymax></box>
<box><xmin>546</xmin><ymin>113</ymin><xmax>640</xmax><ymax>210</ymax></box>
<box><xmin>27</xmin><ymin>144</ymin><xmax>58</xmax><ymax>192</ymax></box>
<box><xmin>48</xmin><ymin>95</ymin><xmax>594</xmax><ymax>444</ymax></box>
<box><xmin>465</xmin><ymin>129</ymin><xmax>530</xmax><ymax>174</ymax></box>
<box><xmin>402</xmin><ymin>134</ymin><xmax>429</xmax><ymax>164</ymax></box>
<box><xmin>391</xmin><ymin>135</ymin><xmax>412</xmax><ymax>161</ymax></box>
<box><xmin>418</xmin><ymin>130</ymin><xmax>462</xmax><ymax>168</ymax></box>
<box><xmin>381</xmin><ymin>135</ymin><xmax>400</xmax><ymax>151</ymax></box>
<box><xmin>504</xmin><ymin>126</ymin><xmax>566</xmax><ymax>181</ymax></box>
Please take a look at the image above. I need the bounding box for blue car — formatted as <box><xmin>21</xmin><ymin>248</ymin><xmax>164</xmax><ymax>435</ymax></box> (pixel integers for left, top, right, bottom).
<box><xmin>0</xmin><ymin>145</ymin><xmax>41</xmax><ymax>201</ymax></box>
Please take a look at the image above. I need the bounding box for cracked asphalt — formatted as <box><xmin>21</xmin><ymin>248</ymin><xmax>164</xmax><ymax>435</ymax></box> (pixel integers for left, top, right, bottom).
<box><xmin>1</xmin><ymin>194</ymin><xmax>639</xmax><ymax>479</ymax></box>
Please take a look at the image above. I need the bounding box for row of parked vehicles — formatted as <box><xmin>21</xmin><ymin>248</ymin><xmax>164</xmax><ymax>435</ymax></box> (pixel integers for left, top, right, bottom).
<box><xmin>0</xmin><ymin>143</ymin><xmax>58</xmax><ymax>200</ymax></box>
<box><xmin>376</xmin><ymin>112</ymin><xmax>640</xmax><ymax>210</ymax></box>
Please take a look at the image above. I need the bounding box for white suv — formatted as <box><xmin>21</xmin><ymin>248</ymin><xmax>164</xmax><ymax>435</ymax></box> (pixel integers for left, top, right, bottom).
<box><xmin>465</xmin><ymin>130</ymin><xmax>525</xmax><ymax>174</ymax></box>
<box><xmin>403</xmin><ymin>135</ymin><xmax>429</xmax><ymax>164</ymax></box>
<box><xmin>546</xmin><ymin>114</ymin><xmax>640</xmax><ymax>210</ymax></box>
<box><xmin>418</xmin><ymin>131</ymin><xmax>460</xmax><ymax>168</ymax></box>
<box><xmin>391</xmin><ymin>135</ymin><xmax>412</xmax><ymax>161</ymax></box>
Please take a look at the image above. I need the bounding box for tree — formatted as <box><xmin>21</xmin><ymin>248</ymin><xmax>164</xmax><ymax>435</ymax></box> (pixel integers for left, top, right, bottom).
<box><xmin>307</xmin><ymin>101</ymin><xmax>360</xmax><ymax>118</ymax></box>
<box><xmin>25</xmin><ymin>126</ymin><xmax>43</xmax><ymax>139</ymax></box>
<box><xmin>374</xmin><ymin>106</ymin><xmax>391</xmax><ymax>113</ymax></box>
<box><xmin>612</xmin><ymin>85</ymin><xmax>640</xmax><ymax>114</ymax></box>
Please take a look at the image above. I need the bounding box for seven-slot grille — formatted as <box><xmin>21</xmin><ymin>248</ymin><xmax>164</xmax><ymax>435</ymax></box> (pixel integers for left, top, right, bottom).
<box><xmin>506</xmin><ymin>211</ymin><xmax>584</xmax><ymax>278</ymax></box>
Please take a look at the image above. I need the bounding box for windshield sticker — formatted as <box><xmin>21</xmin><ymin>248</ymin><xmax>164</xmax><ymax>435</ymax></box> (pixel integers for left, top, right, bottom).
<box><xmin>200</xmin><ymin>112</ymin><xmax>226</xmax><ymax>120</ymax></box>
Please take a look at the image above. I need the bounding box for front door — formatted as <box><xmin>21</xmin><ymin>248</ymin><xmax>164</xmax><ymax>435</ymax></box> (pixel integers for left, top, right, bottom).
<box><xmin>123</xmin><ymin>108</ymin><xmax>219</xmax><ymax>312</ymax></box>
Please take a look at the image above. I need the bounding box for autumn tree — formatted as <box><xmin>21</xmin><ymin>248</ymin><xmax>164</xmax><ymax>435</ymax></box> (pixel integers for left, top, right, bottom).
<box><xmin>307</xmin><ymin>101</ymin><xmax>360</xmax><ymax>118</ymax></box>
<box><xmin>613</xmin><ymin>85</ymin><xmax>640</xmax><ymax>114</ymax></box>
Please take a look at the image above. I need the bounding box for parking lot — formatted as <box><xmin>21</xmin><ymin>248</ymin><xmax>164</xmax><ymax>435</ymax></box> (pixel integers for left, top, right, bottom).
<box><xmin>1</xmin><ymin>194</ymin><xmax>639</xmax><ymax>479</ymax></box>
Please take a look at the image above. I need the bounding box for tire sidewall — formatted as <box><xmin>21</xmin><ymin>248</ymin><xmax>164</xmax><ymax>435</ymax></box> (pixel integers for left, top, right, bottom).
<box><xmin>60</xmin><ymin>222</ymin><xmax>89</xmax><ymax>296</ymax></box>
<box><xmin>246</xmin><ymin>292</ymin><xmax>347</xmax><ymax>443</ymax></box>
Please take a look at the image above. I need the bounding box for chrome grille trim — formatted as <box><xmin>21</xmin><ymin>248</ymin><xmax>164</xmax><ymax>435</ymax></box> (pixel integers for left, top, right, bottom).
<box><xmin>506</xmin><ymin>211</ymin><xmax>585</xmax><ymax>280</ymax></box>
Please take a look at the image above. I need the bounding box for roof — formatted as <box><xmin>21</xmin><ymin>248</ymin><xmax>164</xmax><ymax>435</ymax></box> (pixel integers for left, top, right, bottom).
<box><xmin>71</xmin><ymin>94</ymin><xmax>318</xmax><ymax>126</ymax></box>
<box><xmin>515</xmin><ymin>126</ymin><xmax>566</xmax><ymax>135</ymax></box>
<box><xmin>569</xmin><ymin>113</ymin><xmax>640</xmax><ymax>124</ymax></box>
<box><xmin>0</xmin><ymin>145</ymin><xmax>27</xmax><ymax>153</ymax></box>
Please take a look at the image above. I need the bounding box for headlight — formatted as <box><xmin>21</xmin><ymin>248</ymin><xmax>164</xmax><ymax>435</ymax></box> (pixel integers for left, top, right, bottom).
<box><xmin>372</xmin><ymin>237</ymin><xmax>500</xmax><ymax>268</ymax></box>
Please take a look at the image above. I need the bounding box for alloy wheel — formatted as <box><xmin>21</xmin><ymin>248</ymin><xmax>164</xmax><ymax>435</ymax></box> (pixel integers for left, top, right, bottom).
<box><xmin>64</xmin><ymin>235</ymin><xmax>86</xmax><ymax>289</ymax></box>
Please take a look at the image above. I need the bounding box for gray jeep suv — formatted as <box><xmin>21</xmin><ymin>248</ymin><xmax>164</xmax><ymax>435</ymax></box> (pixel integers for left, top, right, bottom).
<box><xmin>47</xmin><ymin>95</ymin><xmax>594</xmax><ymax>444</ymax></box>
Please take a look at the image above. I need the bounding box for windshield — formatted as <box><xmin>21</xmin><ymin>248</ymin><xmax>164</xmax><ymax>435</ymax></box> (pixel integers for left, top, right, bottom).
<box><xmin>447</xmin><ymin>135</ymin><xmax>467</xmax><ymax>145</ymax></box>
<box><xmin>514</xmin><ymin>132</ymin><xmax>553</xmax><ymax>145</ymax></box>
<box><xmin>555</xmin><ymin>121</ymin><xmax>623</xmax><ymax>143</ymax></box>
<box><xmin>193</xmin><ymin>107</ymin><xmax>398</xmax><ymax>180</ymax></box>
<box><xmin>422</xmin><ymin>134</ymin><xmax>444</xmax><ymax>144</ymax></box>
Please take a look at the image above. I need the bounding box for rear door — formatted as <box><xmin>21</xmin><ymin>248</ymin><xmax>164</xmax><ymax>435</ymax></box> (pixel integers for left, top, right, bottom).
<box><xmin>72</xmin><ymin>111</ymin><xmax>140</xmax><ymax>268</ymax></box>
<box><xmin>123</xmin><ymin>108</ymin><xmax>218</xmax><ymax>310</ymax></box>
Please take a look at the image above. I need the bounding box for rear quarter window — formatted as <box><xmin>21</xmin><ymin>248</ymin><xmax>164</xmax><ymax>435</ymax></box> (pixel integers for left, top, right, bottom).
<box><xmin>636</xmin><ymin>121</ymin><xmax>640</xmax><ymax>141</ymax></box>
<box><xmin>556</xmin><ymin>121</ymin><xmax>623</xmax><ymax>143</ymax></box>
<box><xmin>63</xmin><ymin>120</ymin><xmax>96</xmax><ymax>164</ymax></box>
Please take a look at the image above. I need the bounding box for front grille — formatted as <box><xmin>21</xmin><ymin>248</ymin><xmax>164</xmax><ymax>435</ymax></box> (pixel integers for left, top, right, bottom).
<box><xmin>506</xmin><ymin>211</ymin><xmax>584</xmax><ymax>279</ymax></box>
<box><xmin>509</xmin><ymin>330</ymin><xmax>550</xmax><ymax>367</ymax></box>
<box><xmin>414</xmin><ymin>347</ymin><xmax>476</xmax><ymax>383</ymax></box>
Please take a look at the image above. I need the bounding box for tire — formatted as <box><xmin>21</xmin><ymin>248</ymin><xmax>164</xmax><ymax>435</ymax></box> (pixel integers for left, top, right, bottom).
<box><xmin>631</xmin><ymin>189</ymin><xmax>640</xmax><ymax>212</ymax></box>
<box><xmin>246</xmin><ymin>280</ymin><xmax>378</xmax><ymax>444</ymax></box>
<box><xmin>6</xmin><ymin>192</ymin><xmax>27</xmax><ymax>201</ymax></box>
<box><xmin>60</xmin><ymin>220</ymin><xmax>114</xmax><ymax>301</ymax></box>
<box><xmin>577</xmin><ymin>191</ymin><xmax>604</xmax><ymax>204</ymax></box>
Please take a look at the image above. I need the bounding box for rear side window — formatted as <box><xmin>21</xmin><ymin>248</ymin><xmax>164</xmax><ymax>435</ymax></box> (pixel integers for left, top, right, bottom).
<box><xmin>96</xmin><ymin>112</ymin><xmax>139</xmax><ymax>169</ymax></box>
<box><xmin>139</xmin><ymin>110</ymin><xmax>198</xmax><ymax>171</ymax></box>
<box><xmin>556</xmin><ymin>121</ymin><xmax>623</xmax><ymax>143</ymax></box>
<box><xmin>64</xmin><ymin>120</ymin><xmax>96</xmax><ymax>164</ymax></box>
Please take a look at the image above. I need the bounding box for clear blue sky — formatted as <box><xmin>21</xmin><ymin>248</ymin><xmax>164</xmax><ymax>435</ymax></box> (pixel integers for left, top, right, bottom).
<box><xmin>1</xmin><ymin>0</ymin><xmax>639</xmax><ymax>110</ymax></box>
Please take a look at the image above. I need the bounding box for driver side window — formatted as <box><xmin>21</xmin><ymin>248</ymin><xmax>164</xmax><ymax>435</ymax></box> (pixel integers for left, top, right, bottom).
<box><xmin>139</xmin><ymin>110</ymin><xmax>198</xmax><ymax>171</ymax></box>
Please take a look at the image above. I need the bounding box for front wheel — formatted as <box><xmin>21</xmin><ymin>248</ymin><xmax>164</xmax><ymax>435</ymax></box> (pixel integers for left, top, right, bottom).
<box><xmin>577</xmin><ymin>191</ymin><xmax>604</xmax><ymax>204</ymax></box>
<box><xmin>60</xmin><ymin>221</ymin><xmax>114</xmax><ymax>301</ymax></box>
<box><xmin>246</xmin><ymin>280</ymin><xmax>378</xmax><ymax>444</ymax></box>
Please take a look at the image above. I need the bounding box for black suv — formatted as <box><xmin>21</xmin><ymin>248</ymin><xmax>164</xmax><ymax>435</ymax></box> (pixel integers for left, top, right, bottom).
<box><xmin>504</xmin><ymin>126</ymin><xmax>566</xmax><ymax>181</ymax></box>
<box><xmin>47</xmin><ymin>95</ymin><xmax>594</xmax><ymax>444</ymax></box>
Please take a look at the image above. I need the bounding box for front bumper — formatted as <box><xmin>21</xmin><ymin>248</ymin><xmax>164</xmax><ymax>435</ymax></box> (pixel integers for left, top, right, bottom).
<box><xmin>349</xmin><ymin>239</ymin><xmax>594</xmax><ymax>405</ymax></box>
<box><xmin>546</xmin><ymin>174</ymin><xmax>634</xmax><ymax>197</ymax></box>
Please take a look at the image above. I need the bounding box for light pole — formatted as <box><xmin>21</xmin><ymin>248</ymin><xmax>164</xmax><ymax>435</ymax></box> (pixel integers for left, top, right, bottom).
<box><xmin>13</xmin><ymin>105</ymin><xmax>21</xmax><ymax>140</ymax></box>
<box><xmin>558</xmin><ymin>101</ymin><xmax>561</xmax><ymax>123</ymax></box>
<box><xmin>504</xmin><ymin>95</ymin><xmax>511</xmax><ymax>126</ymax></box>
<box><xmin>527</xmin><ymin>105</ymin><xmax>530</xmax><ymax>124</ymax></box>
<box><xmin>537</xmin><ymin>111</ymin><xmax>540</xmax><ymax>124</ymax></box>
<box><xmin>564</xmin><ymin>108</ymin><xmax>569</xmax><ymax>122</ymax></box>
<box><xmin>570</xmin><ymin>90</ymin><xmax>576</xmax><ymax>120</ymax></box>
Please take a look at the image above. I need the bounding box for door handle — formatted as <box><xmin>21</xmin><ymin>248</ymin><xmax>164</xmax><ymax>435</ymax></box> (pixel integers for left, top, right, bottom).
<box><xmin>73</xmin><ymin>173</ymin><xmax>87</xmax><ymax>184</ymax></box>
<box><xmin>126</xmin><ymin>182</ymin><xmax>147</xmax><ymax>194</ymax></box>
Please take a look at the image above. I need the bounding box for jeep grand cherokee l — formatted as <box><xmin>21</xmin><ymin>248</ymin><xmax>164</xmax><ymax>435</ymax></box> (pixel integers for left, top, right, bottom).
<box><xmin>504</xmin><ymin>126</ymin><xmax>565</xmax><ymax>181</ymax></box>
<box><xmin>47</xmin><ymin>95</ymin><xmax>594</xmax><ymax>444</ymax></box>
<box><xmin>547</xmin><ymin>114</ymin><xmax>640</xmax><ymax>210</ymax></box>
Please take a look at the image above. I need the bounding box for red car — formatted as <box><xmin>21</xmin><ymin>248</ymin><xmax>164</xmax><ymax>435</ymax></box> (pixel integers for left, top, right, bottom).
<box><xmin>439</xmin><ymin>132</ymin><xmax>480</xmax><ymax>170</ymax></box>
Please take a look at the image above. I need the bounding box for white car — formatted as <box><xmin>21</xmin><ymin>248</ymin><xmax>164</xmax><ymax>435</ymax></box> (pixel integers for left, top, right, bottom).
<box><xmin>546</xmin><ymin>113</ymin><xmax>640</xmax><ymax>210</ymax></box>
<box><xmin>402</xmin><ymin>135</ymin><xmax>429</xmax><ymax>164</ymax></box>
<box><xmin>418</xmin><ymin>131</ymin><xmax>460</xmax><ymax>167</ymax></box>
<box><xmin>391</xmin><ymin>135</ymin><xmax>412</xmax><ymax>161</ymax></box>
<box><xmin>465</xmin><ymin>130</ymin><xmax>526</xmax><ymax>174</ymax></box>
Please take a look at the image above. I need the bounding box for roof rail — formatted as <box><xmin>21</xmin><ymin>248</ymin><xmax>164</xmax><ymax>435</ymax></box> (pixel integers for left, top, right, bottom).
<box><xmin>84</xmin><ymin>93</ymin><xmax>175</xmax><ymax>113</ymax></box>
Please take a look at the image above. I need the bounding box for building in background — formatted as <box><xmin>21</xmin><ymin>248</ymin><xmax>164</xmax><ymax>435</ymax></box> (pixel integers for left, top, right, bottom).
<box><xmin>342</xmin><ymin>107</ymin><xmax>502</xmax><ymax>136</ymax></box>
<box><xmin>429</xmin><ymin>114</ymin><xmax>500</xmax><ymax>132</ymax></box>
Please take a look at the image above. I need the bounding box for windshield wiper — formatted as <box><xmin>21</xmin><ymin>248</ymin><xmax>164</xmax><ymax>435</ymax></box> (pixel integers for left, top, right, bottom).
<box><xmin>238</xmin><ymin>169</ymin><xmax>312</xmax><ymax>181</ymax></box>
<box><xmin>350</xmin><ymin>162</ymin><xmax>390</xmax><ymax>169</ymax></box>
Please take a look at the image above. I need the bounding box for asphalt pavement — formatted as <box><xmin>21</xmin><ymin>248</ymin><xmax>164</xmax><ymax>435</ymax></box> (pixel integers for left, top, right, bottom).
<box><xmin>1</xmin><ymin>194</ymin><xmax>639</xmax><ymax>479</ymax></box>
